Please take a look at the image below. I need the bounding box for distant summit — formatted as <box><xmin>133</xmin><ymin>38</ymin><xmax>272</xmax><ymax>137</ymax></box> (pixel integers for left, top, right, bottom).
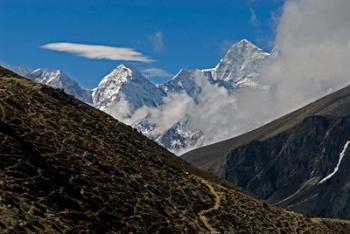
<box><xmin>92</xmin><ymin>64</ymin><xmax>166</xmax><ymax>116</ymax></box>
<box><xmin>28</xmin><ymin>68</ymin><xmax>92</xmax><ymax>104</ymax></box>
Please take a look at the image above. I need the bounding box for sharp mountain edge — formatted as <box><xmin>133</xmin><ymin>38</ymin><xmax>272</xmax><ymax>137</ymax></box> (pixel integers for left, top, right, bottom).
<box><xmin>5</xmin><ymin>39</ymin><xmax>270</xmax><ymax>154</ymax></box>
<box><xmin>1</xmin><ymin>66</ymin><xmax>350</xmax><ymax>233</ymax></box>
<box><xmin>183</xmin><ymin>80</ymin><xmax>350</xmax><ymax>220</ymax></box>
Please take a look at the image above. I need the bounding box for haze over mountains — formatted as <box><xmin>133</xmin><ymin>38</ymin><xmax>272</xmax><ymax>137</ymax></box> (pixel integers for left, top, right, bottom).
<box><xmin>6</xmin><ymin>39</ymin><xmax>271</xmax><ymax>154</ymax></box>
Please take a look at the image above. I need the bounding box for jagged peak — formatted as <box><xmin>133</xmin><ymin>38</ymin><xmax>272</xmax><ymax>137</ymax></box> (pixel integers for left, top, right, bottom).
<box><xmin>237</xmin><ymin>39</ymin><xmax>254</xmax><ymax>46</ymax></box>
<box><xmin>29</xmin><ymin>68</ymin><xmax>76</xmax><ymax>87</ymax></box>
<box><xmin>227</xmin><ymin>39</ymin><xmax>264</xmax><ymax>54</ymax></box>
<box><xmin>31</xmin><ymin>68</ymin><xmax>65</xmax><ymax>77</ymax></box>
<box><xmin>97</xmin><ymin>64</ymin><xmax>145</xmax><ymax>87</ymax></box>
<box><xmin>110</xmin><ymin>64</ymin><xmax>141</xmax><ymax>76</ymax></box>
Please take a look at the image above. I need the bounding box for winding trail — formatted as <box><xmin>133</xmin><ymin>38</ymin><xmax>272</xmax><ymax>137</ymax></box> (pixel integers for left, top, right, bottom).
<box><xmin>198</xmin><ymin>178</ymin><xmax>222</xmax><ymax>234</ymax></box>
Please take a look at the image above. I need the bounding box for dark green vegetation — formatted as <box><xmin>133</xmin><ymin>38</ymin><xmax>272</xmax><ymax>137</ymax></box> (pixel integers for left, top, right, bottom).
<box><xmin>183</xmin><ymin>81</ymin><xmax>350</xmax><ymax>220</ymax></box>
<box><xmin>1</xmin><ymin>66</ymin><xmax>350</xmax><ymax>233</ymax></box>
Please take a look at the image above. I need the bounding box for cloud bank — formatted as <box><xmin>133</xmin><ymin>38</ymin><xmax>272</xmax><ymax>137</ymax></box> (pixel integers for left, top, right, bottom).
<box><xmin>218</xmin><ymin>0</ymin><xmax>350</xmax><ymax>143</ymax></box>
<box><xmin>258</xmin><ymin>0</ymin><xmax>350</xmax><ymax>116</ymax></box>
<box><xmin>41</xmin><ymin>42</ymin><xmax>153</xmax><ymax>63</ymax></box>
<box><xmin>207</xmin><ymin>0</ymin><xmax>350</xmax><ymax>146</ymax></box>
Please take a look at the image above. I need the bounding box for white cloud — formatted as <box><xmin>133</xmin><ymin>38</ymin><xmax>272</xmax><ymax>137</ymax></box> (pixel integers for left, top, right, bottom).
<box><xmin>149</xmin><ymin>32</ymin><xmax>164</xmax><ymax>52</ymax></box>
<box><xmin>115</xmin><ymin>92</ymin><xmax>194</xmax><ymax>137</ymax></box>
<box><xmin>204</xmin><ymin>0</ymin><xmax>350</xmax><ymax>146</ymax></box>
<box><xmin>41</xmin><ymin>42</ymin><xmax>153</xmax><ymax>63</ymax></box>
<box><xmin>258</xmin><ymin>0</ymin><xmax>350</xmax><ymax>114</ymax></box>
<box><xmin>142</xmin><ymin>67</ymin><xmax>173</xmax><ymax>78</ymax></box>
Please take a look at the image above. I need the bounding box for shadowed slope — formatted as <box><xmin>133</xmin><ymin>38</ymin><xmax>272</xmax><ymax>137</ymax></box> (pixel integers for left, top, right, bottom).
<box><xmin>183</xmin><ymin>80</ymin><xmax>350</xmax><ymax>219</ymax></box>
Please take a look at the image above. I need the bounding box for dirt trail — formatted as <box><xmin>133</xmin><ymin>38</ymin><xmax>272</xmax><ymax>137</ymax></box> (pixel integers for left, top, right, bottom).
<box><xmin>198</xmin><ymin>178</ymin><xmax>222</xmax><ymax>234</ymax></box>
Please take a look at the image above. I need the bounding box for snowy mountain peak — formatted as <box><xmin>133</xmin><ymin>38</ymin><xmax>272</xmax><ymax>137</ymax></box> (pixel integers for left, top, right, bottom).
<box><xmin>224</xmin><ymin>39</ymin><xmax>265</xmax><ymax>56</ymax></box>
<box><xmin>13</xmin><ymin>64</ymin><xmax>32</xmax><ymax>77</ymax></box>
<box><xmin>212</xmin><ymin>40</ymin><xmax>270</xmax><ymax>83</ymax></box>
<box><xmin>116</xmin><ymin>63</ymin><xmax>139</xmax><ymax>72</ymax></box>
<box><xmin>222</xmin><ymin>39</ymin><xmax>268</xmax><ymax>64</ymax></box>
<box><xmin>114</xmin><ymin>63</ymin><xmax>140</xmax><ymax>75</ymax></box>
<box><xmin>1</xmin><ymin>64</ymin><xmax>32</xmax><ymax>77</ymax></box>
<box><xmin>33</xmin><ymin>69</ymin><xmax>72</xmax><ymax>86</ymax></box>
<box><xmin>28</xmin><ymin>68</ymin><xmax>92</xmax><ymax>104</ymax></box>
<box><xmin>93</xmin><ymin>64</ymin><xmax>165</xmax><ymax>113</ymax></box>
<box><xmin>235</xmin><ymin>39</ymin><xmax>257</xmax><ymax>48</ymax></box>
<box><xmin>99</xmin><ymin>64</ymin><xmax>143</xmax><ymax>85</ymax></box>
<box><xmin>95</xmin><ymin>64</ymin><xmax>146</xmax><ymax>97</ymax></box>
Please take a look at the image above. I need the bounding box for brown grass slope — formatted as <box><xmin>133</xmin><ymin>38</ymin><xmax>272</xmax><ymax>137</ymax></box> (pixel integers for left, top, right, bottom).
<box><xmin>0</xmin><ymin>66</ymin><xmax>349</xmax><ymax>233</ymax></box>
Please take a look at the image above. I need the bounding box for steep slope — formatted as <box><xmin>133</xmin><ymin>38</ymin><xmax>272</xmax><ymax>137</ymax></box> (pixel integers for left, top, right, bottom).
<box><xmin>183</xmin><ymin>82</ymin><xmax>350</xmax><ymax>219</ymax></box>
<box><xmin>28</xmin><ymin>68</ymin><xmax>92</xmax><ymax>104</ymax></box>
<box><xmin>1</xmin><ymin>66</ymin><xmax>350</xmax><ymax>233</ymax></box>
<box><xmin>92</xmin><ymin>64</ymin><xmax>165</xmax><ymax>118</ymax></box>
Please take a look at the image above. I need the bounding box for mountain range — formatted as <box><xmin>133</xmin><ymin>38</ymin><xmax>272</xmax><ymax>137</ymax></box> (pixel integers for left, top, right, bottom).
<box><xmin>1</xmin><ymin>65</ymin><xmax>350</xmax><ymax>233</ymax></box>
<box><xmin>5</xmin><ymin>39</ymin><xmax>270</xmax><ymax>154</ymax></box>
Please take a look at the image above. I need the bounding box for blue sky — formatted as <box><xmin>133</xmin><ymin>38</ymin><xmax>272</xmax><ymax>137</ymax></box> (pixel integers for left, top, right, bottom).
<box><xmin>0</xmin><ymin>0</ymin><xmax>283</xmax><ymax>88</ymax></box>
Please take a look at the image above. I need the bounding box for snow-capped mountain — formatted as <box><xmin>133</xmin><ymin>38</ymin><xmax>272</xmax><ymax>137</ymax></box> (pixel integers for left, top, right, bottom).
<box><xmin>5</xmin><ymin>39</ymin><xmax>270</xmax><ymax>154</ymax></box>
<box><xmin>203</xmin><ymin>39</ymin><xmax>270</xmax><ymax>89</ymax></box>
<box><xmin>92</xmin><ymin>64</ymin><xmax>166</xmax><ymax>119</ymax></box>
<box><xmin>28</xmin><ymin>69</ymin><xmax>92</xmax><ymax>104</ymax></box>
<box><xmin>210</xmin><ymin>39</ymin><xmax>269</xmax><ymax>82</ymax></box>
<box><xmin>10</xmin><ymin>65</ymin><xmax>32</xmax><ymax>77</ymax></box>
<box><xmin>1</xmin><ymin>64</ymin><xmax>32</xmax><ymax>77</ymax></box>
<box><xmin>137</xmin><ymin>39</ymin><xmax>271</xmax><ymax>153</ymax></box>
<box><xmin>160</xmin><ymin>40</ymin><xmax>269</xmax><ymax>98</ymax></box>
